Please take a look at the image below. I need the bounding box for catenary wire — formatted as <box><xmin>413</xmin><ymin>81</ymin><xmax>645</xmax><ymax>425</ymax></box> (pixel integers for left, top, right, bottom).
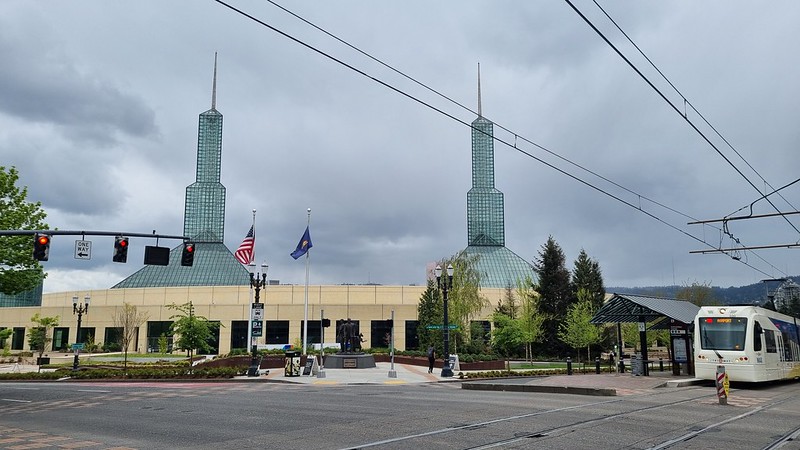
<box><xmin>212</xmin><ymin>0</ymin><xmax>783</xmax><ymax>279</ymax></box>
<box><xmin>590</xmin><ymin>0</ymin><xmax>798</xmax><ymax>217</ymax></box>
<box><xmin>565</xmin><ymin>0</ymin><xmax>800</xmax><ymax>236</ymax></box>
<box><xmin>258</xmin><ymin>0</ymin><xmax>788</xmax><ymax>277</ymax></box>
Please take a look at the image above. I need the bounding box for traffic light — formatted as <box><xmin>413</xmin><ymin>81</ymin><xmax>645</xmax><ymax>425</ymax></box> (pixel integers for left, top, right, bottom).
<box><xmin>33</xmin><ymin>233</ymin><xmax>51</xmax><ymax>261</ymax></box>
<box><xmin>322</xmin><ymin>318</ymin><xmax>331</xmax><ymax>328</ymax></box>
<box><xmin>386</xmin><ymin>319</ymin><xmax>393</xmax><ymax>328</ymax></box>
<box><xmin>181</xmin><ymin>242</ymin><xmax>195</xmax><ymax>267</ymax></box>
<box><xmin>113</xmin><ymin>236</ymin><xmax>129</xmax><ymax>263</ymax></box>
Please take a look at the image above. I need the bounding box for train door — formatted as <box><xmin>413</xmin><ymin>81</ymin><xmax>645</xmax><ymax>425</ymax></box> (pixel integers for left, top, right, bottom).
<box><xmin>761</xmin><ymin>324</ymin><xmax>781</xmax><ymax>380</ymax></box>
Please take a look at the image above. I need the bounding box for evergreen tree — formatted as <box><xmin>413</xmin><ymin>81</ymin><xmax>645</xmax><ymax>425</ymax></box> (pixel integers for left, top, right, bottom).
<box><xmin>495</xmin><ymin>284</ymin><xmax>517</xmax><ymax>319</ymax></box>
<box><xmin>533</xmin><ymin>236</ymin><xmax>572</xmax><ymax>356</ymax></box>
<box><xmin>0</xmin><ymin>166</ymin><xmax>50</xmax><ymax>295</ymax></box>
<box><xmin>571</xmin><ymin>249</ymin><xmax>606</xmax><ymax>310</ymax></box>
<box><xmin>416</xmin><ymin>280</ymin><xmax>443</xmax><ymax>354</ymax></box>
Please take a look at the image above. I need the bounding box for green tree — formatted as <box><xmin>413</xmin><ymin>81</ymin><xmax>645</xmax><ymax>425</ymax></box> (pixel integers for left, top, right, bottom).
<box><xmin>27</xmin><ymin>313</ymin><xmax>59</xmax><ymax>360</ymax></box>
<box><xmin>168</xmin><ymin>302</ymin><xmax>219</xmax><ymax>362</ymax></box>
<box><xmin>557</xmin><ymin>291</ymin><xmax>602</xmax><ymax>362</ymax></box>
<box><xmin>533</xmin><ymin>236</ymin><xmax>572</xmax><ymax>355</ymax></box>
<box><xmin>441</xmin><ymin>253</ymin><xmax>489</xmax><ymax>353</ymax></box>
<box><xmin>0</xmin><ymin>166</ymin><xmax>50</xmax><ymax>295</ymax></box>
<box><xmin>676</xmin><ymin>280</ymin><xmax>719</xmax><ymax>306</ymax></box>
<box><xmin>491</xmin><ymin>312</ymin><xmax>526</xmax><ymax>357</ymax></box>
<box><xmin>0</xmin><ymin>328</ymin><xmax>12</xmax><ymax>356</ymax></box>
<box><xmin>517</xmin><ymin>278</ymin><xmax>547</xmax><ymax>362</ymax></box>
<box><xmin>416</xmin><ymin>280</ymin><xmax>443</xmax><ymax>354</ymax></box>
<box><xmin>571</xmin><ymin>249</ymin><xmax>605</xmax><ymax>310</ymax></box>
<box><xmin>495</xmin><ymin>284</ymin><xmax>517</xmax><ymax>319</ymax></box>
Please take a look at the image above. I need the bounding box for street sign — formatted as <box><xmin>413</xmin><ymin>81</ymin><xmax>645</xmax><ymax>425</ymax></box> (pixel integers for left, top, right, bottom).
<box><xmin>252</xmin><ymin>320</ymin><xmax>263</xmax><ymax>337</ymax></box>
<box><xmin>425</xmin><ymin>324</ymin><xmax>458</xmax><ymax>330</ymax></box>
<box><xmin>71</xmin><ymin>343</ymin><xmax>84</xmax><ymax>350</ymax></box>
<box><xmin>74</xmin><ymin>240</ymin><xmax>92</xmax><ymax>260</ymax></box>
<box><xmin>251</xmin><ymin>303</ymin><xmax>264</xmax><ymax>321</ymax></box>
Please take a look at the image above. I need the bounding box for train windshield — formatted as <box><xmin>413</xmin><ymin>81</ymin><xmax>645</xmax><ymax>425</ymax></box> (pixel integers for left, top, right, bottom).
<box><xmin>698</xmin><ymin>317</ymin><xmax>748</xmax><ymax>350</ymax></box>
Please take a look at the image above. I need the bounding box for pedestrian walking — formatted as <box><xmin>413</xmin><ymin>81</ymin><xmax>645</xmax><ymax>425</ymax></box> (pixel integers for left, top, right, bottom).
<box><xmin>427</xmin><ymin>345</ymin><xmax>436</xmax><ymax>373</ymax></box>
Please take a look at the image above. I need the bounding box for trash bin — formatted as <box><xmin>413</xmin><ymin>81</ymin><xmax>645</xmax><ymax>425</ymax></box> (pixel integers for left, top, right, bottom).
<box><xmin>284</xmin><ymin>350</ymin><xmax>301</xmax><ymax>377</ymax></box>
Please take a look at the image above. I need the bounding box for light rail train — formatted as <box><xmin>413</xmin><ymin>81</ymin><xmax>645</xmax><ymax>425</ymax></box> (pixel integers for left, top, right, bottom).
<box><xmin>694</xmin><ymin>305</ymin><xmax>800</xmax><ymax>382</ymax></box>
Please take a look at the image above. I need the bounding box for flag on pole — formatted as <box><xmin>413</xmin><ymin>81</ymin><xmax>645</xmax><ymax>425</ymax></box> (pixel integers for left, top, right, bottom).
<box><xmin>290</xmin><ymin>226</ymin><xmax>312</xmax><ymax>260</ymax></box>
<box><xmin>234</xmin><ymin>225</ymin><xmax>255</xmax><ymax>264</ymax></box>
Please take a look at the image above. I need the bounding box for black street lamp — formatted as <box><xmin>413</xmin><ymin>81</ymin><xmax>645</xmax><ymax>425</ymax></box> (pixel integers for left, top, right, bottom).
<box><xmin>72</xmin><ymin>294</ymin><xmax>89</xmax><ymax>371</ymax></box>
<box><xmin>435</xmin><ymin>264</ymin><xmax>454</xmax><ymax>378</ymax></box>
<box><xmin>248</xmin><ymin>263</ymin><xmax>268</xmax><ymax>377</ymax></box>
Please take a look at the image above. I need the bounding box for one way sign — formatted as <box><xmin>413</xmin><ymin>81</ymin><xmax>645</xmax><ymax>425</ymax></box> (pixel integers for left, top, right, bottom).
<box><xmin>74</xmin><ymin>240</ymin><xmax>92</xmax><ymax>260</ymax></box>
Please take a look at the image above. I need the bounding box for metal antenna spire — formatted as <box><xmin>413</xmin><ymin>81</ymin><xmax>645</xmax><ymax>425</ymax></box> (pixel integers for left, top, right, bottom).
<box><xmin>477</xmin><ymin>62</ymin><xmax>482</xmax><ymax>117</ymax></box>
<box><xmin>211</xmin><ymin>52</ymin><xmax>218</xmax><ymax>110</ymax></box>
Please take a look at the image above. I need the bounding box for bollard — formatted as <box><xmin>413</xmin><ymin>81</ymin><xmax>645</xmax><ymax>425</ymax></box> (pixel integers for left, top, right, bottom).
<box><xmin>567</xmin><ymin>357</ymin><xmax>573</xmax><ymax>375</ymax></box>
<box><xmin>716</xmin><ymin>365</ymin><xmax>729</xmax><ymax>405</ymax></box>
<box><xmin>659</xmin><ymin>358</ymin><xmax>664</xmax><ymax>372</ymax></box>
<box><xmin>595</xmin><ymin>357</ymin><xmax>601</xmax><ymax>374</ymax></box>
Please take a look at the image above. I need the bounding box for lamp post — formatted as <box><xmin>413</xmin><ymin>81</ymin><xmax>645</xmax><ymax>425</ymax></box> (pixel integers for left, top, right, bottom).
<box><xmin>248</xmin><ymin>263</ymin><xmax>267</xmax><ymax>377</ymax></box>
<box><xmin>72</xmin><ymin>294</ymin><xmax>89</xmax><ymax>371</ymax></box>
<box><xmin>435</xmin><ymin>264</ymin><xmax>454</xmax><ymax>378</ymax></box>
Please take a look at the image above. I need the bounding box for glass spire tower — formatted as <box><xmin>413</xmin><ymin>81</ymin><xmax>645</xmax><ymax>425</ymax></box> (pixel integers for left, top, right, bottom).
<box><xmin>463</xmin><ymin>65</ymin><xmax>536</xmax><ymax>288</ymax></box>
<box><xmin>113</xmin><ymin>54</ymin><xmax>248</xmax><ymax>288</ymax></box>
<box><xmin>184</xmin><ymin>54</ymin><xmax>226</xmax><ymax>243</ymax></box>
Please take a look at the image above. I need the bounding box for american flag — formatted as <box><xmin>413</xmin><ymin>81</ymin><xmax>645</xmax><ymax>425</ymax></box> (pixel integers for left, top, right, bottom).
<box><xmin>234</xmin><ymin>225</ymin><xmax>255</xmax><ymax>265</ymax></box>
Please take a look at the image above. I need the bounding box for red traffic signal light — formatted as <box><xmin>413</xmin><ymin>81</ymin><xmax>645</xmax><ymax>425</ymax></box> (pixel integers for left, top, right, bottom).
<box><xmin>113</xmin><ymin>236</ymin><xmax>129</xmax><ymax>263</ymax></box>
<box><xmin>33</xmin><ymin>233</ymin><xmax>51</xmax><ymax>261</ymax></box>
<box><xmin>181</xmin><ymin>242</ymin><xmax>195</xmax><ymax>267</ymax></box>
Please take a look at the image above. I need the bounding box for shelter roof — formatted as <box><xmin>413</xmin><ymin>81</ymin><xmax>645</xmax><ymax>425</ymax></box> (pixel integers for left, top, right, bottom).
<box><xmin>590</xmin><ymin>293</ymin><xmax>699</xmax><ymax>326</ymax></box>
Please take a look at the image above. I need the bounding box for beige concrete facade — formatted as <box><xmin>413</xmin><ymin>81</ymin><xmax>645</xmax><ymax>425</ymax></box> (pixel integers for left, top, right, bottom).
<box><xmin>1</xmin><ymin>285</ymin><xmax>505</xmax><ymax>354</ymax></box>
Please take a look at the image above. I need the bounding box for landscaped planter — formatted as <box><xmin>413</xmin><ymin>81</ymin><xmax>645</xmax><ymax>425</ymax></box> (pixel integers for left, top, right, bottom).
<box><xmin>372</xmin><ymin>354</ymin><xmax>505</xmax><ymax>371</ymax></box>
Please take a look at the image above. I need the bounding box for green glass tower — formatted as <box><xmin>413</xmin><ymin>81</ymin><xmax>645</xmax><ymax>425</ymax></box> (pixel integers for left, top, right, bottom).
<box><xmin>113</xmin><ymin>54</ymin><xmax>248</xmax><ymax>288</ymax></box>
<box><xmin>463</xmin><ymin>66</ymin><xmax>536</xmax><ymax>288</ymax></box>
<box><xmin>184</xmin><ymin>56</ymin><xmax>225</xmax><ymax>243</ymax></box>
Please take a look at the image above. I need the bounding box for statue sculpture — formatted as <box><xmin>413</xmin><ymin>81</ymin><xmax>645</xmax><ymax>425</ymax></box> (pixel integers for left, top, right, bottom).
<box><xmin>337</xmin><ymin>318</ymin><xmax>358</xmax><ymax>353</ymax></box>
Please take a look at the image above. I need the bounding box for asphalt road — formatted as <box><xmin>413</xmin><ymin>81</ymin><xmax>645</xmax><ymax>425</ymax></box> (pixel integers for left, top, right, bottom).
<box><xmin>1</xmin><ymin>379</ymin><xmax>799</xmax><ymax>449</ymax></box>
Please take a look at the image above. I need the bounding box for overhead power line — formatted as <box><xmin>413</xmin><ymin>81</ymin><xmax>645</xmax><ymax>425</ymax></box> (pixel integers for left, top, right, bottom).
<box><xmin>565</xmin><ymin>0</ymin><xmax>800</xmax><ymax>236</ymax></box>
<box><xmin>212</xmin><ymin>0</ymin><xmax>785</xmax><ymax>279</ymax></box>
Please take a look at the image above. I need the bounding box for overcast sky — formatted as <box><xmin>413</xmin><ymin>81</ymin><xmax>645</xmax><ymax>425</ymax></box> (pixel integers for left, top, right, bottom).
<box><xmin>3</xmin><ymin>1</ymin><xmax>799</xmax><ymax>294</ymax></box>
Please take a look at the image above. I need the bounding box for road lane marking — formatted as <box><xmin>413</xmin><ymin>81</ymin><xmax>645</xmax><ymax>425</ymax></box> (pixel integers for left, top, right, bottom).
<box><xmin>1</xmin><ymin>398</ymin><xmax>32</xmax><ymax>403</ymax></box>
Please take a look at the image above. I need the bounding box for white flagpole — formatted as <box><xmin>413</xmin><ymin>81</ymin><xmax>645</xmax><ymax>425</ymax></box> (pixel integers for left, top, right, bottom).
<box><xmin>302</xmin><ymin>207</ymin><xmax>311</xmax><ymax>355</ymax></box>
<box><xmin>247</xmin><ymin>209</ymin><xmax>256</xmax><ymax>352</ymax></box>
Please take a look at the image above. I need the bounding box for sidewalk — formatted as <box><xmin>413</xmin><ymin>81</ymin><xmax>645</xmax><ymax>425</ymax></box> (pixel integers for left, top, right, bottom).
<box><xmin>251</xmin><ymin>361</ymin><xmax>445</xmax><ymax>385</ymax></box>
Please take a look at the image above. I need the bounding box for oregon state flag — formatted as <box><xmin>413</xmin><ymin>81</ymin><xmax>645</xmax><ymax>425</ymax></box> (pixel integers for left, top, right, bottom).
<box><xmin>290</xmin><ymin>226</ymin><xmax>313</xmax><ymax>260</ymax></box>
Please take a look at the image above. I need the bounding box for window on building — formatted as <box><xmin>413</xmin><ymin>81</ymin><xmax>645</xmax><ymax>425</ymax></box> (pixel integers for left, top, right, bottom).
<box><xmin>204</xmin><ymin>321</ymin><xmax>220</xmax><ymax>354</ymax></box>
<box><xmin>147</xmin><ymin>321</ymin><xmax>173</xmax><ymax>353</ymax></box>
<box><xmin>104</xmin><ymin>327</ymin><xmax>123</xmax><ymax>352</ymax></box>
<box><xmin>405</xmin><ymin>320</ymin><xmax>420</xmax><ymax>350</ymax></box>
<box><xmin>78</xmin><ymin>327</ymin><xmax>96</xmax><ymax>345</ymax></box>
<box><xmin>230</xmin><ymin>321</ymin><xmax>248</xmax><ymax>352</ymax></box>
<box><xmin>12</xmin><ymin>327</ymin><xmax>25</xmax><ymax>350</ymax></box>
<box><xmin>370</xmin><ymin>320</ymin><xmax>392</xmax><ymax>349</ymax></box>
<box><xmin>301</xmin><ymin>321</ymin><xmax>322</xmax><ymax>345</ymax></box>
<box><xmin>265</xmin><ymin>320</ymin><xmax>289</xmax><ymax>345</ymax></box>
<box><xmin>52</xmin><ymin>328</ymin><xmax>70</xmax><ymax>351</ymax></box>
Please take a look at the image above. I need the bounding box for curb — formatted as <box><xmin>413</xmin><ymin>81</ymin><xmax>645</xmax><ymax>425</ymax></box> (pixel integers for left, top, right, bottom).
<box><xmin>461</xmin><ymin>382</ymin><xmax>616</xmax><ymax>396</ymax></box>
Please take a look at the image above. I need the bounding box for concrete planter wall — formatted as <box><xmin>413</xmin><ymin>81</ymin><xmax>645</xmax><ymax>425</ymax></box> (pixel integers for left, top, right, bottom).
<box><xmin>372</xmin><ymin>354</ymin><xmax>505</xmax><ymax>371</ymax></box>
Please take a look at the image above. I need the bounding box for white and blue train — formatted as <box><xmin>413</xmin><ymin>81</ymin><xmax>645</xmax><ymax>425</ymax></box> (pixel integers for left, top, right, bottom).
<box><xmin>694</xmin><ymin>305</ymin><xmax>800</xmax><ymax>382</ymax></box>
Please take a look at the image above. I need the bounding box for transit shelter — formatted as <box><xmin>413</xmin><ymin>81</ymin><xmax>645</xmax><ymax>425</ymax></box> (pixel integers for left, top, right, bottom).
<box><xmin>591</xmin><ymin>293</ymin><xmax>699</xmax><ymax>376</ymax></box>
